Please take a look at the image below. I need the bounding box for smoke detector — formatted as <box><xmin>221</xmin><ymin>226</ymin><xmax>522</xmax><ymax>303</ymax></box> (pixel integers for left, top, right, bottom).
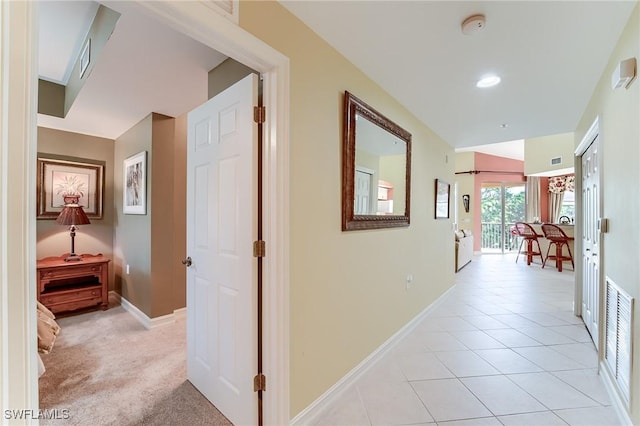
<box><xmin>461</xmin><ymin>14</ymin><xmax>486</xmax><ymax>35</ymax></box>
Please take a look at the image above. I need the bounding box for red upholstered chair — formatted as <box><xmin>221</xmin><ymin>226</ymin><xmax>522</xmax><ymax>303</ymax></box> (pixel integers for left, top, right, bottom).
<box><xmin>514</xmin><ymin>222</ymin><xmax>544</xmax><ymax>265</ymax></box>
<box><xmin>541</xmin><ymin>224</ymin><xmax>575</xmax><ymax>272</ymax></box>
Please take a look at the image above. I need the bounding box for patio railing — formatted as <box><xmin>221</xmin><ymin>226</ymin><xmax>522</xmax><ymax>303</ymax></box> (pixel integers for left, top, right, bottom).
<box><xmin>481</xmin><ymin>222</ymin><xmax>519</xmax><ymax>251</ymax></box>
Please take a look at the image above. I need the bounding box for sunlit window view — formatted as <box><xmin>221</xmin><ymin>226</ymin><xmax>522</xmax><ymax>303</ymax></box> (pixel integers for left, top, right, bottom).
<box><xmin>481</xmin><ymin>183</ymin><xmax>526</xmax><ymax>253</ymax></box>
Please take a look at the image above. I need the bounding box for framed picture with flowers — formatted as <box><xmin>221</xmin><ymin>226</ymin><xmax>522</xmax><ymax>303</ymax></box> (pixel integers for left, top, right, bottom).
<box><xmin>37</xmin><ymin>154</ymin><xmax>105</xmax><ymax>219</ymax></box>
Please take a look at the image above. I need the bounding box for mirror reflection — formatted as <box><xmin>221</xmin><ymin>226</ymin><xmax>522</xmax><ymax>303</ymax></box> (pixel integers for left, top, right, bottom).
<box><xmin>342</xmin><ymin>91</ymin><xmax>411</xmax><ymax>231</ymax></box>
<box><xmin>354</xmin><ymin>114</ymin><xmax>407</xmax><ymax>215</ymax></box>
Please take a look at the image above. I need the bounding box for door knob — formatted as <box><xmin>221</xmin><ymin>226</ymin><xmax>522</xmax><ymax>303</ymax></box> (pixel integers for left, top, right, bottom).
<box><xmin>182</xmin><ymin>257</ymin><xmax>192</xmax><ymax>267</ymax></box>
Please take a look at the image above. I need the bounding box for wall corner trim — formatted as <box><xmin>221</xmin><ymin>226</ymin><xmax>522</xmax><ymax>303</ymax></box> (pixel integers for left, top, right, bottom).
<box><xmin>289</xmin><ymin>285</ymin><xmax>456</xmax><ymax>426</ymax></box>
<box><xmin>109</xmin><ymin>291</ymin><xmax>184</xmax><ymax>329</ymax></box>
<box><xmin>600</xmin><ymin>360</ymin><xmax>634</xmax><ymax>426</ymax></box>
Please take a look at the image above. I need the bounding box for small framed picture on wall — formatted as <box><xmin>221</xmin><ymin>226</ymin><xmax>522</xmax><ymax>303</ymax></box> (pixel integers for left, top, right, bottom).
<box><xmin>123</xmin><ymin>151</ymin><xmax>147</xmax><ymax>215</ymax></box>
<box><xmin>435</xmin><ymin>179</ymin><xmax>450</xmax><ymax>219</ymax></box>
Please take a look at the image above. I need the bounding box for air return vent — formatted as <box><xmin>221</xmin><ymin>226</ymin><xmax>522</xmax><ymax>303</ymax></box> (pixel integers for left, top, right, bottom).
<box><xmin>206</xmin><ymin>0</ymin><xmax>238</xmax><ymax>23</ymax></box>
<box><xmin>605</xmin><ymin>277</ymin><xmax>634</xmax><ymax>405</ymax></box>
<box><xmin>551</xmin><ymin>156</ymin><xmax>562</xmax><ymax>166</ymax></box>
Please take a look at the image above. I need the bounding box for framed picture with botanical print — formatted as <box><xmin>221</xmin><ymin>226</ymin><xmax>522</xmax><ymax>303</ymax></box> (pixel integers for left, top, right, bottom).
<box><xmin>123</xmin><ymin>151</ymin><xmax>147</xmax><ymax>215</ymax></box>
<box><xmin>435</xmin><ymin>178</ymin><xmax>450</xmax><ymax>219</ymax></box>
<box><xmin>37</xmin><ymin>154</ymin><xmax>105</xmax><ymax>220</ymax></box>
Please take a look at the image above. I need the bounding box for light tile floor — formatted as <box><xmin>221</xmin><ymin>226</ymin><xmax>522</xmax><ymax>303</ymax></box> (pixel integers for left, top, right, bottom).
<box><xmin>313</xmin><ymin>254</ymin><xmax>622</xmax><ymax>426</ymax></box>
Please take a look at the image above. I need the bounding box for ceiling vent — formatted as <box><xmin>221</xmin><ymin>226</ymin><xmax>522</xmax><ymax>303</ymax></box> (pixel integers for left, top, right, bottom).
<box><xmin>551</xmin><ymin>157</ymin><xmax>562</xmax><ymax>166</ymax></box>
<box><xmin>461</xmin><ymin>14</ymin><xmax>486</xmax><ymax>35</ymax></box>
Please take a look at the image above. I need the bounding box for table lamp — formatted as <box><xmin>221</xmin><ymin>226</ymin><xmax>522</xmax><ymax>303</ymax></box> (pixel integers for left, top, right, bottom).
<box><xmin>56</xmin><ymin>196</ymin><xmax>91</xmax><ymax>262</ymax></box>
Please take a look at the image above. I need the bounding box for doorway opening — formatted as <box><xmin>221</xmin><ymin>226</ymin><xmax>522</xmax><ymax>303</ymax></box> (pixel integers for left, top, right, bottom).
<box><xmin>480</xmin><ymin>182</ymin><xmax>526</xmax><ymax>253</ymax></box>
<box><xmin>25</xmin><ymin>2</ymin><xmax>290</xmax><ymax>425</ymax></box>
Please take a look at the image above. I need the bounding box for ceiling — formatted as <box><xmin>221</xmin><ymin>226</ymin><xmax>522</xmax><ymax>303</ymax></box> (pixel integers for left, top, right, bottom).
<box><xmin>282</xmin><ymin>0</ymin><xmax>636</xmax><ymax>152</ymax></box>
<box><xmin>456</xmin><ymin>139</ymin><xmax>524</xmax><ymax>161</ymax></box>
<box><xmin>38</xmin><ymin>1</ymin><xmax>636</xmax><ymax>156</ymax></box>
<box><xmin>37</xmin><ymin>1</ymin><xmax>227</xmax><ymax>140</ymax></box>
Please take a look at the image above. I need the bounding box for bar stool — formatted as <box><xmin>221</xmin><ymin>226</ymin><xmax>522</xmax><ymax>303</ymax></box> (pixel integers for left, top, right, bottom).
<box><xmin>541</xmin><ymin>223</ymin><xmax>574</xmax><ymax>272</ymax></box>
<box><xmin>514</xmin><ymin>222</ymin><xmax>544</xmax><ymax>265</ymax></box>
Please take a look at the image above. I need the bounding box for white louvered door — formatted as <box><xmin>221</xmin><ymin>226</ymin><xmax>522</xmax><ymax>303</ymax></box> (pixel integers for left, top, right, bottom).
<box><xmin>605</xmin><ymin>278</ymin><xmax>633</xmax><ymax>405</ymax></box>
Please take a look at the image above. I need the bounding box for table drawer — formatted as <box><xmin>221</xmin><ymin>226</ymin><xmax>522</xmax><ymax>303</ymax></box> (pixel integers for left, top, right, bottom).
<box><xmin>40</xmin><ymin>265</ymin><xmax>102</xmax><ymax>281</ymax></box>
<box><xmin>40</xmin><ymin>286</ymin><xmax>101</xmax><ymax>305</ymax></box>
<box><xmin>46</xmin><ymin>297</ymin><xmax>103</xmax><ymax>314</ymax></box>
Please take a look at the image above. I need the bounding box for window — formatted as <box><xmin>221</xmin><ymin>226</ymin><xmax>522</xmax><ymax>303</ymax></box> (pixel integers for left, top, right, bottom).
<box><xmin>560</xmin><ymin>190</ymin><xmax>574</xmax><ymax>220</ymax></box>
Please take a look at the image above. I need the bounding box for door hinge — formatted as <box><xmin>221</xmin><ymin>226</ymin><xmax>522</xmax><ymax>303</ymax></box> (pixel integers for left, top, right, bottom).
<box><xmin>253</xmin><ymin>106</ymin><xmax>266</xmax><ymax>124</ymax></box>
<box><xmin>253</xmin><ymin>240</ymin><xmax>266</xmax><ymax>258</ymax></box>
<box><xmin>254</xmin><ymin>373</ymin><xmax>266</xmax><ymax>392</ymax></box>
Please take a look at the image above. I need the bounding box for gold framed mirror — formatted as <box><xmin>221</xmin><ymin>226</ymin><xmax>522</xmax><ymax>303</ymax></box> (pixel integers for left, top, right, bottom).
<box><xmin>342</xmin><ymin>91</ymin><xmax>412</xmax><ymax>231</ymax></box>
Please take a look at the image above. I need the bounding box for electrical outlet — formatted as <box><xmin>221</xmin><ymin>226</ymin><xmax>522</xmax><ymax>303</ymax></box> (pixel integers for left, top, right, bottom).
<box><xmin>126</xmin><ymin>264</ymin><xmax>130</xmax><ymax>275</ymax></box>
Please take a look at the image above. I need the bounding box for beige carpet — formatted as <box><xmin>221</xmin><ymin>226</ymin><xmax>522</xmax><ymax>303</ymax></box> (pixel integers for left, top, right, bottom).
<box><xmin>39</xmin><ymin>301</ymin><xmax>232</xmax><ymax>426</ymax></box>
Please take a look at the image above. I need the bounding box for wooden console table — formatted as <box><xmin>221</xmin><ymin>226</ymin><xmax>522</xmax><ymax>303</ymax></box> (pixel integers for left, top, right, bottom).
<box><xmin>37</xmin><ymin>254</ymin><xmax>110</xmax><ymax>314</ymax></box>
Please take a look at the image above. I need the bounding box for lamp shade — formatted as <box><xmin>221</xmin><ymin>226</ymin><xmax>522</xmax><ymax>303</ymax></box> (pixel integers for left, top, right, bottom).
<box><xmin>56</xmin><ymin>197</ymin><xmax>91</xmax><ymax>262</ymax></box>
<box><xmin>56</xmin><ymin>203</ymin><xmax>91</xmax><ymax>226</ymax></box>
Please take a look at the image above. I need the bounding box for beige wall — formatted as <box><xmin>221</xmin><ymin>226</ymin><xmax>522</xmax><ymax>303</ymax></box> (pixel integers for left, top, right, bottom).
<box><xmin>36</xmin><ymin>127</ymin><xmax>116</xmax><ymax>289</ymax></box>
<box><xmin>524</xmin><ymin>132</ymin><xmax>574</xmax><ymax>176</ymax></box>
<box><xmin>575</xmin><ymin>4</ymin><xmax>639</xmax><ymax>423</ymax></box>
<box><xmin>379</xmin><ymin>154</ymin><xmax>406</xmax><ymax>215</ymax></box>
<box><xmin>240</xmin><ymin>2</ymin><xmax>455</xmax><ymax>416</ymax></box>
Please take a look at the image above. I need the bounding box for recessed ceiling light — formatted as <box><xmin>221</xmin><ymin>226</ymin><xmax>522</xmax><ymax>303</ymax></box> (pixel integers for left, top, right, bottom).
<box><xmin>476</xmin><ymin>75</ymin><xmax>501</xmax><ymax>88</ymax></box>
<box><xmin>500</xmin><ymin>123</ymin><xmax>508</xmax><ymax>128</ymax></box>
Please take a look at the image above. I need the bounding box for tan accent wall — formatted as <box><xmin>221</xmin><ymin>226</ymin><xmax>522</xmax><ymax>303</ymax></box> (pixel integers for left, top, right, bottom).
<box><xmin>36</xmin><ymin>127</ymin><xmax>115</xmax><ymax>290</ymax></box>
<box><xmin>575</xmin><ymin>4</ymin><xmax>639</xmax><ymax>423</ymax></box>
<box><xmin>37</xmin><ymin>80</ymin><xmax>64</xmax><ymax>118</ymax></box>
<box><xmin>150</xmin><ymin>114</ymin><xmax>177</xmax><ymax>317</ymax></box>
<box><xmin>240</xmin><ymin>1</ymin><xmax>455</xmax><ymax>416</ymax></box>
<box><xmin>208</xmin><ymin>57</ymin><xmax>257</xmax><ymax>99</ymax></box>
<box><xmin>114</xmin><ymin>115</ymin><xmax>153</xmax><ymax>315</ymax></box>
<box><xmin>524</xmin><ymin>132</ymin><xmax>575</xmax><ymax>176</ymax></box>
<box><xmin>114</xmin><ymin>113</ymin><xmax>187</xmax><ymax>318</ymax></box>
<box><xmin>172</xmin><ymin>113</ymin><xmax>188</xmax><ymax>310</ymax></box>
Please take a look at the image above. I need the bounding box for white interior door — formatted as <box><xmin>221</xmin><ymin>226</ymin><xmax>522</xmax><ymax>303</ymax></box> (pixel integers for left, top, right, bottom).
<box><xmin>186</xmin><ymin>74</ymin><xmax>258</xmax><ymax>425</ymax></box>
<box><xmin>581</xmin><ymin>136</ymin><xmax>600</xmax><ymax>344</ymax></box>
<box><xmin>355</xmin><ymin>168</ymin><xmax>374</xmax><ymax>214</ymax></box>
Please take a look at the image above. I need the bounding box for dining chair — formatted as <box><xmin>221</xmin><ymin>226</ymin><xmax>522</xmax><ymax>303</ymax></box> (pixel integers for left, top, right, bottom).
<box><xmin>514</xmin><ymin>222</ymin><xmax>544</xmax><ymax>265</ymax></box>
<box><xmin>541</xmin><ymin>223</ymin><xmax>575</xmax><ymax>272</ymax></box>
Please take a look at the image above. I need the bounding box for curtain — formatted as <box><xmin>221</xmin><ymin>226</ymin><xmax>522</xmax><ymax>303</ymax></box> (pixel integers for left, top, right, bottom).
<box><xmin>549</xmin><ymin>175</ymin><xmax>576</xmax><ymax>223</ymax></box>
<box><xmin>549</xmin><ymin>192</ymin><xmax>565</xmax><ymax>223</ymax></box>
<box><xmin>548</xmin><ymin>175</ymin><xmax>573</xmax><ymax>223</ymax></box>
<box><xmin>525</xmin><ymin>176</ymin><xmax>540</xmax><ymax>222</ymax></box>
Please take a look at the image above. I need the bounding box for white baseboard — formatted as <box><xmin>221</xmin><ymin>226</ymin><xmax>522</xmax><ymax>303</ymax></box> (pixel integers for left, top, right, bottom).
<box><xmin>599</xmin><ymin>361</ymin><xmax>633</xmax><ymax>426</ymax></box>
<box><xmin>290</xmin><ymin>285</ymin><xmax>456</xmax><ymax>425</ymax></box>
<box><xmin>109</xmin><ymin>291</ymin><xmax>185</xmax><ymax>330</ymax></box>
<box><xmin>174</xmin><ymin>307</ymin><xmax>186</xmax><ymax>320</ymax></box>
